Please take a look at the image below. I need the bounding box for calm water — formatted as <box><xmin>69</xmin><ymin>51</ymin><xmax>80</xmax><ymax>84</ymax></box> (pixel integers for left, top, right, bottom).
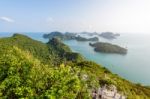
<box><xmin>0</xmin><ymin>32</ymin><xmax>150</xmax><ymax>85</ymax></box>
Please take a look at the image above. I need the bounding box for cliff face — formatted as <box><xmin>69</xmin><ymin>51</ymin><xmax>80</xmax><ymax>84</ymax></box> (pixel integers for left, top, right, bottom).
<box><xmin>0</xmin><ymin>34</ymin><xmax>149</xmax><ymax>99</ymax></box>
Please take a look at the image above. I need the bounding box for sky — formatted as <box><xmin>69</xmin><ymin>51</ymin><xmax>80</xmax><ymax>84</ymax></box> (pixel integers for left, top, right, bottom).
<box><xmin>0</xmin><ymin>0</ymin><xmax>150</xmax><ymax>33</ymax></box>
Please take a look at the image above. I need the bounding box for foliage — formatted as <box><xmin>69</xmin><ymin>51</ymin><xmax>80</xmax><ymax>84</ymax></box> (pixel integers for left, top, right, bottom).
<box><xmin>0</xmin><ymin>34</ymin><xmax>83</xmax><ymax>66</ymax></box>
<box><xmin>47</xmin><ymin>37</ymin><xmax>84</xmax><ymax>63</ymax></box>
<box><xmin>0</xmin><ymin>34</ymin><xmax>149</xmax><ymax>99</ymax></box>
<box><xmin>0</xmin><ymin>47</ymin><xmax>81</xmax><ymax>99</ymax></box>
<box><xmin>73</xmin><ymin>61</ymin><xmax>150</xmax><ymax>99</ymax></box>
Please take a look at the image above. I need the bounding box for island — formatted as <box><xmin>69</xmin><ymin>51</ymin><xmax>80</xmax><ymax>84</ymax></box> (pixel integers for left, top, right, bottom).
<box><xmin>99</xmin><ymin>32</ymin><xmax>120</xmax><ymax>40</ymax></box>
<box><xmin>43</xmin><ymin>31</ymin><xmax>99</xmax><ymax>41</ymax></box>
<box><xmin>89</xmin><ymin>42</ymin><xmax>127</xmax><ymax>54</ymax></box>
<box><xmin>80</xmin><ymin>32</ymin><xmax>99</xmax><ymax>36</ymax></box>
<box><xmin>43</xmin><ymin>31</ymin><xmax>77</xmax><ymax>40</ymax></box>
<box><xmin>75</xmin><ymin>35</ymin><xmax>99</xmax><ymax>41</ymax></box>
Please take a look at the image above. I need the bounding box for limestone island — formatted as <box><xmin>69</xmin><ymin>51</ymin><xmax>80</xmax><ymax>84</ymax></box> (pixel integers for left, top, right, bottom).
<box><xmin>80</xmin><ymin>32</ymin><xmax>99</xmax><ymax>36</ymax></box>
<box><xmin>43</xmin><ymin>31</ymin><xmax>99</xmax><ymax>41</ymax></box>
<box><xmin>43</xmin><ymin>31</ymin><xmax>77</xmax><ymax>40</ymax></box>
<box><xmin>99</xmin><ymin>32</ymin><xmax>120</xmax><ymax>40</ymax></box>
<box><xmin>75</xmin><ymin>35</ymin><xmax>99</xmax><ymax>41</ymax></box>
<box><xmin>89</xmin><ymin>42</ymin><xmax>127</xmax><ymax>54</ymax></box>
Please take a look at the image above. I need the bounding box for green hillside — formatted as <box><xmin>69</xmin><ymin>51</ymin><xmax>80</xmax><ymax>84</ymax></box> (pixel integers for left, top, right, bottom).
<box><xmin>0</xmin><ymin>34</ymin><xmax>83</xmax><ymax>66</ymax></box>
<box><xmin>0</xmin><ymin>34</ymin><xmax>149</xmax><ymax>99</ymax></box>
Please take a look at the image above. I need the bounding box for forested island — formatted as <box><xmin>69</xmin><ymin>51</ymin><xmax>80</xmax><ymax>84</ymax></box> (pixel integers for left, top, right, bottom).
<box><xmin>43</xmin><ymin>31</ymin><xmax>121</xmax><ymax>41</ymax></box>
<box><xmin>99</xmin><ymin>32</ymin><xmax>120</xmax><ymax>40</ymax></box>
<box><xmin>43</xmin><ymin>31</ymin><xmax>99</xmax><ymax>41</ymax></box>
<box><xmin>75</xmin><ymin>35</ymin><xmax>99</xmax><ymax>41</ymax></box>
<box><xmin>89</xmin><ymin>42</ymin><xmax>127</xmax><ymax>54</ymax></box>
<box><xmin>43</xmin><ymin>31</ymin><xmax>77</xmax><ymax>40</ymax></box>
<box><xmin>80</xmin><ymin>32</ymin><xmax>99</xmax><ymax>36</ymax></box>
<box><xmin>0</xmin><ymin>34</ymin><xmax>149</xmax><ymax>98</ymax></box>
<box><xmin>79</xmin><ymin>32</ymin><xmax>120</xmax><ymax>40</ymax></box>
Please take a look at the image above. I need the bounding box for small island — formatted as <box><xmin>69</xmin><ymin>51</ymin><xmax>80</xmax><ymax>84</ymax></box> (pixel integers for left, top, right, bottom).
<box><xmin>80</xmin><ymin>32</ymin><xmax>99</xmax><ymax>36</ymax></box>
<box><xmin>75</xmin><ymin>36</ymin><xmax>99</xmax><ymax>41</ymax></box>
<box><xmin>99</xmin><ymin>32</ymin><xmax>120</xmax><ymax>40</ymax></box>
<box><xmin>89</xmin><ymin>42</ymin><xmax>127</xmax><ymax>54</ymax></box>
<box><xmin>43</xmin><ymin>31</ymin><xmax>77</xmax><ymax>40</ymax></box>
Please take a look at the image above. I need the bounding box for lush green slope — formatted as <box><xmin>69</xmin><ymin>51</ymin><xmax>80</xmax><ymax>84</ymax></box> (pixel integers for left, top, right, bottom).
<box><xmin>0</xmin><ymin>34</ymin><xmax>83</xmax><ymax>66</ymax></box>
<box><xmin>0</xmin><ymin>46</ymin><xmax>81</xmax><ymax>98</ymax></box>
<box><xmin>73</xmin><ymin>61</ymin><xmax>150</xmax><ymax>99</ymax></box>
<box><xmin>0</xmin><ymin>34</ymin><xmax>149</xmax><ymax>99</ymax></box>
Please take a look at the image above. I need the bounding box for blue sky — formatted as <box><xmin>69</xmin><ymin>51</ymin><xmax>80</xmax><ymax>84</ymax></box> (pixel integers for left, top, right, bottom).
<box><xmin>0</xmin><ymin>0</ymin><xmax>150</xmax><ymax>33</ymax></box>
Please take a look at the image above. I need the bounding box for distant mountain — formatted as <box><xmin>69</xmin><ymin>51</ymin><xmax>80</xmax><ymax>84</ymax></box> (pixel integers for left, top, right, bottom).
<box><xmin>80</xmin><ymin>32</ymin><xmax>99</xmax><ymax>36</ymax></box>
<box><xmin>99</xmin><ymin>32</ymin><xmax>120</xmax><ymax>40</ymax></box>
<box><xmin>79</xmin><ymin>32</ymin><xmax>120</xmax><ymax>40</ymax></box>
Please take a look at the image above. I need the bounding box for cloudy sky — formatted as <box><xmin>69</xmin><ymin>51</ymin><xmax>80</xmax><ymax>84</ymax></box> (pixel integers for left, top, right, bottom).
<box><xmin>0</xmin><ymin>0</ymin><xmax>150</xmax><ymax>33</ymax></box>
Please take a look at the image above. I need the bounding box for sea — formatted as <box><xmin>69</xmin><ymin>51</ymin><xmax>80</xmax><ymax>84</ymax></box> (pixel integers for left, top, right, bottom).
<box><xmin>0</xmin><ymin>32</ymin><xmax>150</xmax><ymax>85</ymax></box>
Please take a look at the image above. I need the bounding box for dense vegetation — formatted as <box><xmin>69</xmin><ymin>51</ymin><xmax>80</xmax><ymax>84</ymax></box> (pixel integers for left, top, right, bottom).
<box><xmin>0</xmin><ymin>46</ymin><xmax>81</xmax><ymax>98</ymax></box>
<box><xmin>0</xmin><ymin>34</ymin><xmax>83</xmax><ymax>66</ymax></box>
<box><xmin>0</xmin><ymin>34</ymin><xmax>149</xmax><ymax>99</ymax></box>
<box><xmin>89</xmin><ymin>42</ymin><xmax>127</xmax><ymax>54</ymax></box>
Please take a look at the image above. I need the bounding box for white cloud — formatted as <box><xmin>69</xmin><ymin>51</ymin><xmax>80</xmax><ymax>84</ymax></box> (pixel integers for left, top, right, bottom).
<box><xmin>0</xmin><ymin>16</ymin><xmax>15</xmax><ymax>23</ymax></box>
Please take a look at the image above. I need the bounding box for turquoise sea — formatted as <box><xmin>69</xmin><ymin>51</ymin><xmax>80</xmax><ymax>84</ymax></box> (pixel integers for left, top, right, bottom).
<box><xmin>0</xmin><ymin>32</ymin><xmax>150</xmax><ymax>85</ymax></box>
